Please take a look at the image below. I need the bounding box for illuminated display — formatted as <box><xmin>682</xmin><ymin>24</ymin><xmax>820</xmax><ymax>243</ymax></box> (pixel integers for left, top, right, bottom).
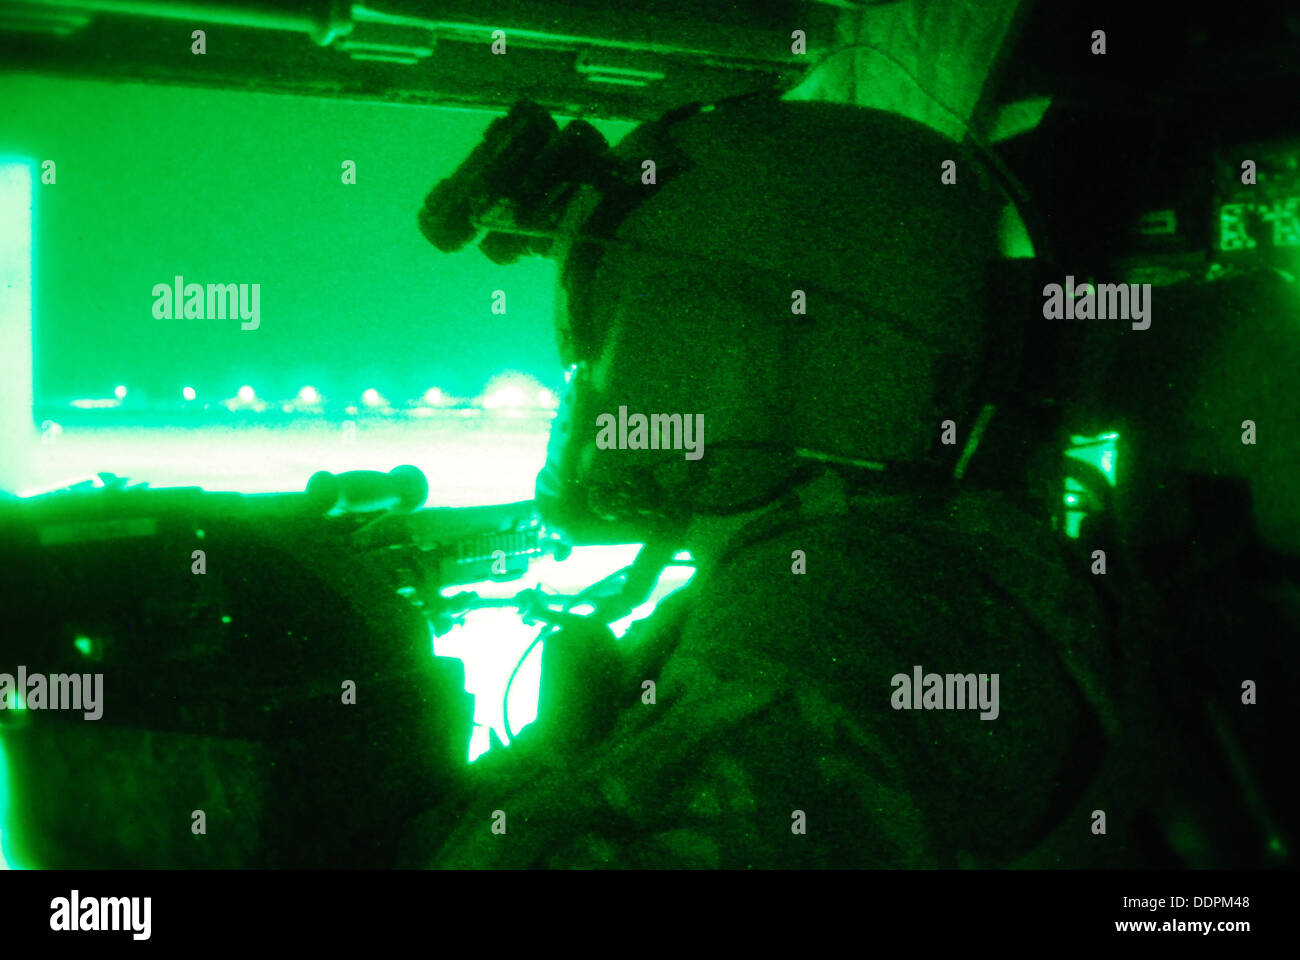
<box><xmin>1218</xmin><ymin>197</ymin><xmax>1300</xmax><ymax>251</ymax></box>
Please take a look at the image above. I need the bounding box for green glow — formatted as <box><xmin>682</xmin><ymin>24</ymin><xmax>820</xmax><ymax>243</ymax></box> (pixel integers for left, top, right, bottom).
<box><xmin>466</xmin><ymin>725</ymin><xmax>489</xmax><ymax>762</ymax></box>
<box><xmin>998</xmin><ymin>202</ymin><xmax>1036</xmax><ymax>259</ymax></box>
<box><xmin>14</xmin><ymin>419</ymin><xmax>551</xmax><ymax>507</ymax></box>
<box><xmin>608</xmin><ymin>564</ymin><xmax>694</xmax><ymax>638</ymax></box>
<box><xmin>987</xmin><ymin>96</ymin><xmax>1052</xmax><ymax>144</ymax></box>
<box><xmin>433</xmin><ymin>548</ymin><xmax>695</xmax><ymax>763</ymax></box>
<box><xmin>0</xmin><ymin>691</ymin><xmax>30</xmax><ymax>868</ymax></box>
<box><xmin>1061</xmin><ymin>435</ymin><xmax>1117</xmax><ymax>541</ymax></box>
<box><xmin>1073</xmin><ymin>432</ymin><xmax>1119</xmax><ymax>442</ymax></box>
<box><xmin>1219</xmin><ymin>198</ymin><xmax>1300</xmax><ymax>251</ymax></box>
<box><xmin>220</xmin><ymin>615</ymin><xmax>232</xmax><ymax>624</ymax></box>
<box><xmin>1219</xmin><ymin>202</ymin><xmax>1255</xmax><ymax>251</ymax></box>
<box><xmin>0</xmin><ymin>157</ymin><xmax>33</xmax><ymax>496</ymax></box>
<box><xmin>0</xmin><ymin>73</ymin><xmax>633</xmax><ymax>435</ymax></box>
<box><xmin>73</xmin><ymin>636</ymin><xmax>93</xmax><ymax>657</ymax></box>
<box><xmin>0</xmin><ymin>735</ymin><xmax>18</xmax><ymax>869</ymax></box>
<box><xmin>433</xmin><ymin>604</ymin><xmax>542</xmax><ymax>762</ymax></box>
<box><xmin>1065</xmin><ymin>432</ymin><xmax>1119</xmax><ymax>487</ymax></box>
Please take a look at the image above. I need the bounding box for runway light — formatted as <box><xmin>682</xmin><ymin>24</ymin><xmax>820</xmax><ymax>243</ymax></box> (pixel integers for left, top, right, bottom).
<box><xmin>113</xmin><ymin>385</ymin><xmax>127</xmax><ymax>400</ymax></box>
<box><xmin>298</xmin><ymin>385</ymin><xmax>319</xmax><ymax>405</ymax></box>
<box><xmin>484</xmin><ymin>385</ymin><xmax>525</xmax><ymax>410</ymax></box>
<box><xmin>69</xmin><ymin>399</ymin><xmax>117</xmax><ymax>409</ymax></box>
<box><xmin>482</xmin><ymin>372</ymin><xmax>547</xmax><ymax>411</ymax></box>
<box><xmin>237</xmin><ymin>385</ymin><xmax>255</xmax><ymax>403</ymax></box>
<box><xmin>182</xmin><ymin>386</ymin><xmax>196</xmax><ymax>401</ymax></box>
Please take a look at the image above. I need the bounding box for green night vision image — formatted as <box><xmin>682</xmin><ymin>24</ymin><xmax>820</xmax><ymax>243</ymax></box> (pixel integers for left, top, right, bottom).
<box><xmin>0</xmin><ymin>0</ymin><xmax>1297</xmax><ymax>875</ymax></box>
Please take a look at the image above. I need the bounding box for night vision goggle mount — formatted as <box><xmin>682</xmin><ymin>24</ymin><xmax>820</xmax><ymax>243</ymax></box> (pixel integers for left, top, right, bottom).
<box><xmin>416</xmin><ymin>99</ymin><xmax>625</xmax><ymax>266</ymax></box>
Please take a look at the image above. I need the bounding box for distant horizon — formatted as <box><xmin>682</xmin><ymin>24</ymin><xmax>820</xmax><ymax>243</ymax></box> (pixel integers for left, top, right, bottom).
<box><xmin>0</xmin><ymin>73</ymin><xmax>634</xmax><ymax>407</ymax></box>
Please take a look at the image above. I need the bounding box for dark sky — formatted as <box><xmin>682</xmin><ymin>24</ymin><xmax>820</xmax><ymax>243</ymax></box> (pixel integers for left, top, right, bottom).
<box><xmin>0</xmin><ymin>73</ymin><xmax>634</xmax><ymax>406</ymax></box>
